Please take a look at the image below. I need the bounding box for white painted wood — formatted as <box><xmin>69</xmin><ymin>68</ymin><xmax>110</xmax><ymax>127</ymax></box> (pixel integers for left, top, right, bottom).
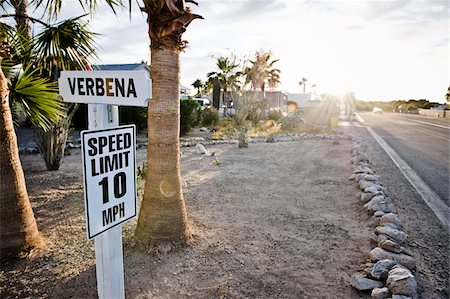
<box><xmin>95</xmin><ymin>226</ymin><xmax>125</xmax><ymax>299</ymax></box>
<box><xmin>59</xmin><ymin>70</ymin><xmax>151</xmax><ymax>106</ymax></box>
<box><xmin>88</xmin><ymin>104</ymin><xmax>125</xmax><ymax>299</ymax></box>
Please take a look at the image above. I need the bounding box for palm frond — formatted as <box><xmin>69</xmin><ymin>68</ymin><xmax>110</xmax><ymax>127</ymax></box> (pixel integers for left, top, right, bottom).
<box><xmin>34</xmin><ymin>15</ymin><xmax>98</xmax><ymax>73</ymax></box>
<box><xmin>8</xmin><ymin>65</ymin><xmax>64</xmax><ymax>131</ymax></box>
<box><xmin>30</xmin><ymin>0</ymin><xmax>124</xmax><ymax>19</ymax></box>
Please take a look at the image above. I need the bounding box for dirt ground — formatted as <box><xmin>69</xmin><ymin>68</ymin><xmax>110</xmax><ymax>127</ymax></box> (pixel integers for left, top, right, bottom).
<box><xmin>3</xmin><ymin>137</ymin><xmax>378</xmax><ymax>298</ymax></box>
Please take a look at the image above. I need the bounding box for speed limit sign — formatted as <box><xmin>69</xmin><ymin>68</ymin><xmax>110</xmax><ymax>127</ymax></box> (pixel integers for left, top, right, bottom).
<box><xmin>81</xmin><ymin>125</ymin><xmax>137</xmax><ymax>239</ymax></box>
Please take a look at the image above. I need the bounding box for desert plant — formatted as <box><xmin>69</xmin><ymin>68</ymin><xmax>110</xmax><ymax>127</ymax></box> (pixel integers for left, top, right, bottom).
<box><xmin>201</xmin><ymin>107</ymin><xmax>219</xmax><ymax>127</ymax></box>
<box><xmin>279</xmin><ymin>111</ymin><xmax>304</xmax><ymax>132</ymax></box>
<box><xmin>267</xmin><ymin>109</ymin><xmax>283</xmax><ymax>121</ymax></box>
<box><xmin>231</xmin><ymin>90</ymin><xmax>259</xmax><ymax>147</ymax></box>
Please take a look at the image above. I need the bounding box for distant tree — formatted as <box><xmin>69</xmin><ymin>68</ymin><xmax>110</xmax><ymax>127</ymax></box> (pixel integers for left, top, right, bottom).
<box><xmin>207</xmin><ymin>55</ymin><xmax>242</xmax><ymax>106</ymax></box>
<box><xmin>244</xmin><ymin>50</ymin><xmax>281</xmax><ymax>94</ymax></box>
<box><xmin>191</xmin><ymin>79</ymin><xmax>204</xmax><ymax>97</ymax></box>
<box><xmin>299</xmin><ymin>77</ymin><xmax>308</xmax><ymax>93</ymax></box>
<box><xmin>446</xmin><ymin>86</ymin><xmax>450</xmax><ymax>104</ymax></box>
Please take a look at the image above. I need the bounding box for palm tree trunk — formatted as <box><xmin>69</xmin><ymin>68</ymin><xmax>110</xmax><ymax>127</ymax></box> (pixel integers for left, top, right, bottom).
<box><xmin>135</xmin><ymin>47</ymin><xmax>190</xmax><ymax>253</ymax></box>
<box><xmin>0</xmin><ymin>67</ymin><xmax>43</xmax><ymax>260</ymax></box>
<box><xmin>11</xmin><ymin>0</ymin><xmax>31</xmax><ymax>36</ymax></box>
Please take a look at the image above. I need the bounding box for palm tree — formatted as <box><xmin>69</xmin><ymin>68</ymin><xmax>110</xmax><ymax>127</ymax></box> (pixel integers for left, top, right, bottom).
<box><xmin>299</xmin><ymin>77</ymin><xmax>308</xmax><ymax>93</ymax></box>
<box><xmin>207</xmin><ymin>55</ymin><xmax>242</xmax><ymax>108</ymax></box>
<box><xmin>245</xmin><ymin>50</ymin><xmax>281</xmax><ymax>95</ymax></box>
<box><xmin>0</xmin><ymin>2</ymin><xmax>99</xmax><ymax>259</ymax></box>
<box><xmin>0</xmin><ymin>25</ymin><xmax>65</xmax><ymax>259</ymax></box>
<box><xmin>191</xmin><ymin>79</ymin><xmax>203</xmax><ymax>97</ymax></box>
<box><xmin>5</xmin><ymin>0</ymin><xmax>202</xmax><ymax>253</ymax></box>
<box><xmin>134</xmin><ymin>1</ymin><xmax>202</xmax><ymax>253</ymax></box>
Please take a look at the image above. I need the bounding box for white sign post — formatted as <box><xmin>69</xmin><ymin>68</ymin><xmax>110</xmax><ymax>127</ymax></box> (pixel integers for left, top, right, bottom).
<box><xmin>59</xmin><ymin>70</ymin><xmax>150</xmax><ymax>299</ymax></box>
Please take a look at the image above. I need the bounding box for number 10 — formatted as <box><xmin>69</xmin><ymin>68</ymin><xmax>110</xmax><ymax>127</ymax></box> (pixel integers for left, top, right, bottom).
<box><xmin>98</xmin><ymin>172</ymin><xmax>127</xmax><ymax>204</ymax></box>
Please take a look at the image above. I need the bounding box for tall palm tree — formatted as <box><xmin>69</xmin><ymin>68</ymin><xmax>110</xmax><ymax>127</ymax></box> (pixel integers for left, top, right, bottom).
<box><xmin>245</xmin><ymin>50</ymin><xmax>280</xmax><ymax>95</ymax></box>
<box><xmin>134</xmin><ymin>1</ymin><xmax>202</xmax><ymax>253</ymax></box>
<box><xmin>0</xmin><ymin>25</ymin><xmax>64</xmax><ymax>259</ymax></box>
<box><xmin>207</xmin><ymin>56</ymin><xmax>242</xmax><ymax>107</ymax></box>
<box><xmin>6</xmin><ymin>0</ymin><xmax>202</xmax><ymax>253</ymax></box>
<box><xmin>299</xmin><ymin>77</ymin><xmax>308</xmax><ymax>93</ymax></box>
<box><xmin>0</xmin><ymin>2</ymin><xmax>99</xmax><ymax>259</ymax></box>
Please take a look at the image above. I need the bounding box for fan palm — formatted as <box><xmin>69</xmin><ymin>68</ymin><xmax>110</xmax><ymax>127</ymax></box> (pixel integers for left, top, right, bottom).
<box><xmin>207</xmin><ymin>56</ymin><xmax>242</xmax><ymax>107</ymax></box>
<box><xmin>0</xmin><ymin>2</ymin><xmax>99</xmax><ymax>259</ymax></box>
<box><xmin>0</xmin><ymin>28</ymin><xmax>63</xmax><ymax>259</ymax></box>
<box><xmin>4</xmin><ymin>0</ymin><xmax>202</xmax><ymax>254</ymax></box>
<box><xmin>299</xmin><ymin>77</ymin><xmax>308</xmax><ymax>93</ymax></box>
<box><xmin>245</xmin><ymin>50</ymin><xmax>281</xmax><ymax>95</ymax></box>
<box><xmin>191</xmin><ymin>78</ymin><xmax>203</xmax><ymax>97</ymax></box>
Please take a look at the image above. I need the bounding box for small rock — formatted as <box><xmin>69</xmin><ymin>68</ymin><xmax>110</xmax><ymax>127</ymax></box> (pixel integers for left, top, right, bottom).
<box><xmin>371</xmin><ymin>259</ymin><xmax>398</xmax><ymax>280</ymax></box>
<box><xmin>377</xmin><ymin>234</ymin><xmax>390</xmax><ymax>244</ymax></box>
<box><xmin>355</xmin><ymin>173</ymin><xmax>368</xmax><ymax>182</ymax></box>
<box><xmin>364</xmin><ymin>174</ymin><xmax>380</xmax><ymax>182</ymax></box>
<box><xmin>365</xmin><ymin>185</ymin><xmax>384</xmax><ymax>195</ymax></box>
<box><xmin>364</xmin><ymin>196</ymin><xmax>395</xmax><ymax>215</ymax></box>
<box><xmin>387</xmin><ymin>267</ymin><xmax>417</xmax><ymax>297</ymax></box>
<box><xmin>361</xmin><ymin>192</ymin><xmax>378</xmax><ymax>203</ymax></box>
<box><xmin>364</xmin><ymin>265</ymin><xmax>374</xmax><ymax>276</ymax></box>
<box><xmin>368</xmin><ymin>216</ymin><xmax>381</xmax><ymax>228</ymax></box>
<box><xmin>379</xmin><ymin>240</ymin><xmax>403</xmax><ymax>253</ymax></box>
<box><xmin>369</xmin><ymin>248</ymin><xmax>416</xmax><ymax>270</ymax></box>
<box><xmin>382</xmin><ymin>222</ymin><xmax>400</xmax><ymax>230</ymax></box>
<box><xmin>375</xmin><ymin>226</ymin><xmax>407</xmax><ymax>244</ymax></box>
<box><xmin>351</xmin><ymin>275</ymin><xmax>384</xmax><ymax>291</ymax></box>
<box><xmin>195</xmin><ymin>143</ymin><xmax>208</xmax><ymax>155</ymax></box>
<box><xmin>374</xmin><ymin>211</ymin><xmax>386</xmax><ymax>217</ymax></box>
<box><xmin>380</xmin><ymin>213</ymin><xmax>402</xmax><ymax>228</ymax></box>
<box><xmin>354</xmin><ymin>166</ymin><xmax>374</xmax><ymax>175</ymax></box>
<box><xmin>352</xmin><ymin>153</ymin><xmax>370</xmax><ymax>164</ymax></box>
<box><xmin>359</xmin><ymin>179</ymin><xmax>376</xmax><ymax>190</ymax></box>
<box><xmin>371</xmin><ymin>287</ymin><xmax>391</xmax><ymax>299</ymax></box>
<box><xmin>391</xmin><ymin>295</ymin><xmax>412</xmax><ymax>299</ymax></box>
<box><xmin>199</xmin><ymin>127</ymin><xmax>208</xmax><ymax>132</ymax></box>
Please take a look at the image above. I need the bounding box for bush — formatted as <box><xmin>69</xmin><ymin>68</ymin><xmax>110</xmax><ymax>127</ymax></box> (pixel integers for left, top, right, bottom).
<box><xmin>267</xmin><ymin>109</ymin><xmax>284</xmax><ymax>121</ymax></box>
<box><xmin>120</xmin><ymin>106</ymin><xmax>148</xmax><ymax>130</ymax></box>
<box><xmin>201</xmin><ymin>107</ymin><xmax>219</xmax><ymax>127</ymax></box>
<box><xmin>180</xmin><ymin>99</ymin><xmax>202</xmax><ymax>136</ymax></box>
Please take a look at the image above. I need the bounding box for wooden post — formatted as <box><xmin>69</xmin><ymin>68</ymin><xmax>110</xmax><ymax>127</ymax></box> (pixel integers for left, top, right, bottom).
<box><xmin>88</xmin><ymin>104</ymin><xmax>125</xmax><ymax>299</ymax></box>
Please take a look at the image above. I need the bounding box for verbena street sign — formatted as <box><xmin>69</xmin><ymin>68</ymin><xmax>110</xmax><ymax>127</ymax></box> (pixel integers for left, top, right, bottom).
<box><xmin>59</xmin><ymin>70</ymin><xmax>151</xmax><ymax>107</ymax></box>
<box><xmin>81</xmin><ymin>125</ymin><xmax>137</xmax><ymax>239</ymax></box>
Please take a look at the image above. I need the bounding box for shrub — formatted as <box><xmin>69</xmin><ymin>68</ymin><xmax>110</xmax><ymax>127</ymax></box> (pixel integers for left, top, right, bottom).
<box><xmin>201</xmin><ymin>107</ymin><xmax>219</xmax><ymax>127</ymax></box>
<box><xmin>120</xmin><ymin>106</ymin><xmax>148</xmax><ymax>130</ymax></box>
<box><xmin>180</xmin><ymin>98</ymin><xmax>202</xmax><ymax>136</ymax></box>
<box><xmin>267</xmin><ymin>109</ymin><xmax>284</xmax><ymax>121</ymax></box>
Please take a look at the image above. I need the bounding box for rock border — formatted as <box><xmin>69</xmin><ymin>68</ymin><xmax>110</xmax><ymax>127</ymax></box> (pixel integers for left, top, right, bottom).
<box><xmin>19</xmin><ymin>132</ymin><xmax>353</xmax><ymax>155</ymax></box>
<box><xmin>349</xmin><ymin>137</ymin><xmax>418</xmax><ymax>299</ymax></box>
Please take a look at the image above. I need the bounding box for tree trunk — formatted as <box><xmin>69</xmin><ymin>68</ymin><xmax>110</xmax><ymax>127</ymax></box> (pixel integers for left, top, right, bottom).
<box><xmin>11</xmin><ymin>0</ymin><xmax>31</xmax><ymax>36</ymax></box>
<box><xmin>35</xmin><ymin>104</ymin><xmax>77</xmax><ymax>171</ymax></box>
<box><xmin>135</xmin><ymin>47</ymin><xmax>190</xmax><ymax>253</ymax></box>
<box><xmin>0</xmin><ymin>67</ymin><xmax>43</xmax><ymax>260</ymax></box>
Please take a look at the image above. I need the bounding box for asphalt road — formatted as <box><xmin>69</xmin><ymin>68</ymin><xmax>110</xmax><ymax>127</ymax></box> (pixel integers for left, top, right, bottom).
<box><xmin>357</xmin><ymin>112</ymin><xmax>449</xmax><ymax>205</ymax></box>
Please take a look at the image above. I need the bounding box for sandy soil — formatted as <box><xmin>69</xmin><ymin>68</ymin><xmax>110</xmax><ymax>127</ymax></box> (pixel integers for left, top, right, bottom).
<box><xmin>2</xmin><ymin>137</ymin><xmax>376</xmax><ymax>298</ymax></box>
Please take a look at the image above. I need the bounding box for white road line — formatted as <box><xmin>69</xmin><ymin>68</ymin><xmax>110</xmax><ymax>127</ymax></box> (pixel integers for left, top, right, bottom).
<box><xmin>394</xmin><ymin>116</ymin><xmax>450</xmax><ymax>130</ymax></box>
<box><xmin>355</xmin><ymin>113</ymin><xmax>365</xmax><ymax>123</ymax></box>
<box><xmin>366</xmin><ymin>127</ymin><xmax>449</xmax><ymax>228</ymax></box>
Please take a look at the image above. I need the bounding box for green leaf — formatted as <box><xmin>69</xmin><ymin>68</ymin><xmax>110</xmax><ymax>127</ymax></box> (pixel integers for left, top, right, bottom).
<box><xmin>8</xmin><ymin>65</ymin><xmax>65</xmax><ymax>131</ymax></box>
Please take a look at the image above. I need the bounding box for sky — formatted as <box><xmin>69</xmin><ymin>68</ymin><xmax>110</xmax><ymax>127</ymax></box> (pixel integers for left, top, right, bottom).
<box><xmin>13</xmin><ymin>0</ymin><xmax>450</xmax><ymax>102</ymax></box>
